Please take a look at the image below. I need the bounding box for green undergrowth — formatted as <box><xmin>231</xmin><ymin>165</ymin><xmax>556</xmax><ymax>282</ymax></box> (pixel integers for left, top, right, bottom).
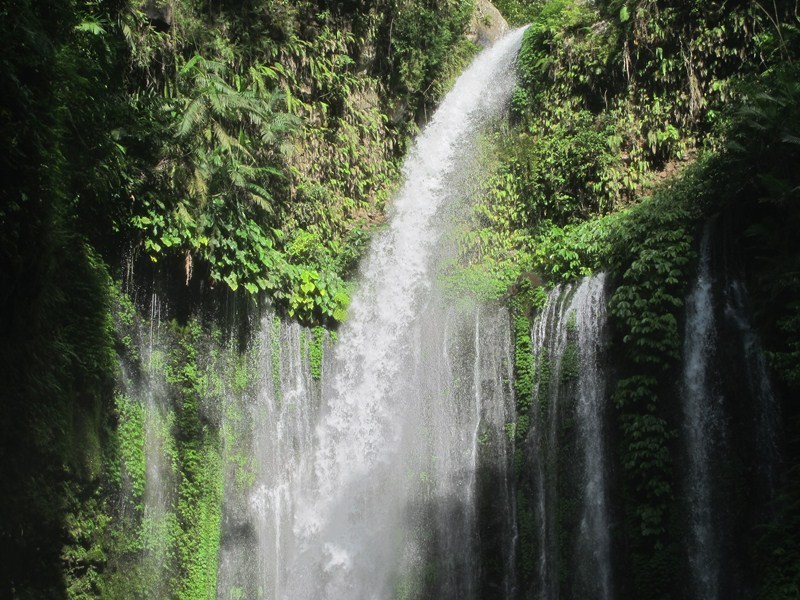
<box><xmin>483</xmin><ymin>1</ymin><xmax>800</xmax><ymax>596</ymax></box>
<box><xmin>58</xmin><ymin>292</ymin><xmax>341</xmax><ymax>598</ymax></box>
<box><xmin>309</xmin><ymin>326</ymin><xmax>326</xmax><ymax>380</ymax></box>
<box><xmin>449</xmin><ymin>0</ymin><xmax>800</xmax><ymax>304</ymax></box>
<box><xmin>114</xmin><ymin>0</ymin><xmax>479</xmax><ymax>325</ymax></box>
<box><xmin>164</xmin><ymin>322</ymin><xmax>224</xmax><ymax>599</ymax></box>
<box><xmin>3</xmin><ymin>0</ymin><xmax>481</xmax><ymax>329</ymax></box>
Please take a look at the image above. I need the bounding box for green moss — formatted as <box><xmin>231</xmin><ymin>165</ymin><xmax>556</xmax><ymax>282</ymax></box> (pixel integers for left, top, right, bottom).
<box><xmin>513</xmin><ymin>314</ymin><xmax>533</xmax><ymax>414</ymax></box>
<box><xmin>228</xmin><ymin>587</ymin><xmax>246</xmax><ymax>600</ymax></box>
<box><xmin>299</xmin><ymin>327</ymin><xmax>309</xmax><ymax>363</ymax></box>
<box><xmin>559</xmin><ymin>341</ymin><xmax>579</xmax><ymax>383</ymax></box>
<box><xmin>565</xmin><ymin>309</ymin><xmax>577</xmax><ymax>332</ymax></box>
<box><xmin>515</xmin><ymin>414</ymin><xmax>530</xmax><ymax>443</ymax></box>
<box><xmin>271</xmin><ymin>314</ymin><xmax>282</xmax><ymax>403</ymax></box>
<box><xmin>115</xmin><ymin>394</ymin><xmax>146</xmax><ymax>502</ymax></box>
<box><xmin>504</xmin><ymin>421</ymin><xmax>517</xmax><ymax>442</ymax></box>
<box><xmin>310</xmin><ymin>326</ymin><xmax>326</xmax><ymax>380</ymax></box>
<box><xmin>175</xmin><ymin>444</ymin><xmax>223</xmax><ymax>600</ymax></box>
<box><xmin>232</xmin><ymin>355</ymin><xmax>252</xmax><ymax>393</ymax></box>
<box><xmin>536</xmin><ymin>346</ymin><xmax>552</xmax><ymax>415</ymax></box>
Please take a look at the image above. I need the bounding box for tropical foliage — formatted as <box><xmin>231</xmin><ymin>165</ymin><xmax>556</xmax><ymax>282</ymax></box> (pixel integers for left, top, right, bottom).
<box><xmin>0</xmin><ymin>0</ymin><xmax>476</xmax><ymax>596</ymax></box>
<box><xmin>445</xmin><ymin>1</ymin><xmax>800</xmax><ymax>596</ymax></box>
<box><xmin>4</xmin><ymin>0</ymin><xmax>800</xmax><ymax>597</ymax></box>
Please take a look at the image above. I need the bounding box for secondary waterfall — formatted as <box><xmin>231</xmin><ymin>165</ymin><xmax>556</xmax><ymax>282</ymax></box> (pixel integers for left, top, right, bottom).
<box><xmin>682</xmin><ymin>228</ymin><xmax>722</xmax><ymax>600</ymax></box>
<box><xmin>215</xmin><ymin>28</ymin><xmax>525</xmax><ymax>599</ymax></box>
<box><xmin>723</xmin><ymin>279</ymin><xmax>780</xmax><ymax>512</ymax></box>
<box><xmin>524</xmin><ymin>274</ymin><xmax>612</xmax><ymax>599</ymax></box>
<box><xmin>115</xmin><ymin>292</ymin><xmax>177</xmax><ymax>599</ymax></box>
<box><xmin>574</xmin><ymin>275</ymin><xmax>613</xmax><ymax>600</ymax></box>
<box><xmin>680</xmin><ymin>224</ymin><xmax>781</xmax><ymax>598</ymax></box>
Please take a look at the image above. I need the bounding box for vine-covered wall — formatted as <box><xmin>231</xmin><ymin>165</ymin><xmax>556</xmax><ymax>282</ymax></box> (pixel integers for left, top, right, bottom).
<box><xmin>490</xmin><ymin>2</ymin><xmax>800</xmax><ymax>597</ymax></box>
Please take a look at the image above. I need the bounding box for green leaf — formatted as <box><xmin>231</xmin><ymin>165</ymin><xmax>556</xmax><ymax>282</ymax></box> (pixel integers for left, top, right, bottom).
<box><xmin>75</xmin><ymin>20</ymin><xmax>106</xmax><ymax>35</ymax></box>
<box><xmin>619</xmin><ymin>6</ymin><xmax>630</xmax><ymax>23</ymax></box>
<box><xmin>223</xmin><ymin>274</ymin><xmax>239</xmax><ymax>291</ymax></box>
<box><xmin>181</xmin><ymin>54</ymin><xmax>205</xmax><ymax>76</ymax></box>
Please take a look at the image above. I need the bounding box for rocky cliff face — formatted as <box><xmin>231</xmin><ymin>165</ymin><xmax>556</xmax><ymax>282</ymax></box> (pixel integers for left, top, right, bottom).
<box><xmin>468</xmin><ymin>0</ymin><xmax>509</xmax><ymax>47</ymax></box>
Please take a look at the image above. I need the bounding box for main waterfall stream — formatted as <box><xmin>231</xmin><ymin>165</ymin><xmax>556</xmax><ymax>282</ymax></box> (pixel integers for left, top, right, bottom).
<box><xmin>214</xmin><ymin>29</ymin><xmax>526</xmax><ymax>599</ymax></box>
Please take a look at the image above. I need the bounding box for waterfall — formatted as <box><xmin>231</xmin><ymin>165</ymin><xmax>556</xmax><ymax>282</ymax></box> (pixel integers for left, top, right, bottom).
<box><xmin>573</xmin><ymin>275</ymin><xmax>612</xmax><ymax>600</ymax></box>
<box><xmin>682</xmin><ymin>227</ymin><xmax>723</xmax><ymax>599</ymax></box>
<box><xmin>285</xmin><ymin>28</ymin><xmax>524</xmax><ymax>598</ymax></box>
<box><xmin>680</xmin><ymin>224</ymin><xmax>781</xmax><ymax>598</ymax></box>
<box><xmin>213</xmin><ymin>28</ymin><xmax>526</xmax><ymax>599</ymax></box>
<box><xmin>526</xmin><ymin>274</ymin><xmax>612</xmax><ymax>599</ymax></box>
<box><xmin>723</xmin><ymin>279</ymin><xmax>780</xmax><ymax>511</ymax></box>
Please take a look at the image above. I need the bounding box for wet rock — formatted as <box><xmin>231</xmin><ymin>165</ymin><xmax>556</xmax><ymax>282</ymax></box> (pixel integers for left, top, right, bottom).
<box><xmin>467</xmin><ymin>0</ymin><xmax>509</xmax><ymax>48</ymax></box>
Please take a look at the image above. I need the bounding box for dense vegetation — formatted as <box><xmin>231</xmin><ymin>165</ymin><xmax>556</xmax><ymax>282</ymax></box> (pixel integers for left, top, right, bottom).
<box><xmin>0</xmin><ymin>0</ymin><xmax>477</xmax><ymax>596</ymax></box>
<box><xmin>3</xmin><ymin>0</ymin><xmax>800</xmax><ymax>597</ymax></box>
<box><xmin>464</xmin><ymin>1</ymin><xmax>800</xmax><ymax>597</ymax></box>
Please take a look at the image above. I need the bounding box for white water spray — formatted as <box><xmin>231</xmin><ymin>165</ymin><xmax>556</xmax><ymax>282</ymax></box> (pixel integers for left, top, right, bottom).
<box><xmin>682</xmin><ymin>228</ymin><xmax>722</xmax><ymax>599</ymax></box>
<box><xmin>573</xmin><ymin>274</ymin><xmax>612</xmax><ymax>600</ymax></box>
<box><xmin>527</xmin><ymin>274</ymin><xmax>612</xmax><ymax>599</ymax></box>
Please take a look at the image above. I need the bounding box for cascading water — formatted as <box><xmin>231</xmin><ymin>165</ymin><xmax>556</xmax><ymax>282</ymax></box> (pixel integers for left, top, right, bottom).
<box><xmin>527</xmin><ymin>283</ymin><xmax>571</xmax><ymax>599</ymax></box>
<box><xmin>216</xmin><ymin>316</ymin><xmax>322</xmax><ymax>600</ymax></box>
<box><xmin>682</xmin><ymin>228</ymin><xmax>723</xmax><ymax>600</ymax></box>
<box><xmin>573</xmin><ymin>275</ymin><xmax>612</xmax><ymax>600</ymax></box>
<box><xmin>116</xmin><ymin>292</ymin><xmax>176</xmax><ymax>598</ymax></box>
<box><xmin>214</xmin><ymin>303</ymin><xmax>517</xmax><ymax>599</ymax></box>
<box><xmin>525</xmin><ymin>274</ymin><xmax>612</xmax><ymax>599</ymax></box>
<box><xmin>680</xmin><ymin>224</ymin><xmax>781</xmax><ymax>598</ymax></box>
<box><xmin>215</xmin><ymin>29</ymin><xmax>525</xmax><ymax>600</ymax></box>
<box><xmin>724</xmin><ymin>279</ymin><xmax>780</xmax><ymax>510</ymax></box>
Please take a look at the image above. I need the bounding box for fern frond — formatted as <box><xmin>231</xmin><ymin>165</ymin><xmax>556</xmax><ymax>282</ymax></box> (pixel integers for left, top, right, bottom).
<box><xmin>212</xmin><ymin>122</ymin><xmax>252</xmax><ymax>160</ymax></box>
<box><xmin>180</xmin><ymin>54</ymin><xmax>206</xmax><ymax>76</ymax></box>
<box><xmin>178</xmin><ymin>97</ymin><xmax>206</xmax><ymax>137</ymax></box>
<box><xmin>75</xmin><ymin>19</ymin><xmax>107</xmax><ymax>35</ymax></box>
